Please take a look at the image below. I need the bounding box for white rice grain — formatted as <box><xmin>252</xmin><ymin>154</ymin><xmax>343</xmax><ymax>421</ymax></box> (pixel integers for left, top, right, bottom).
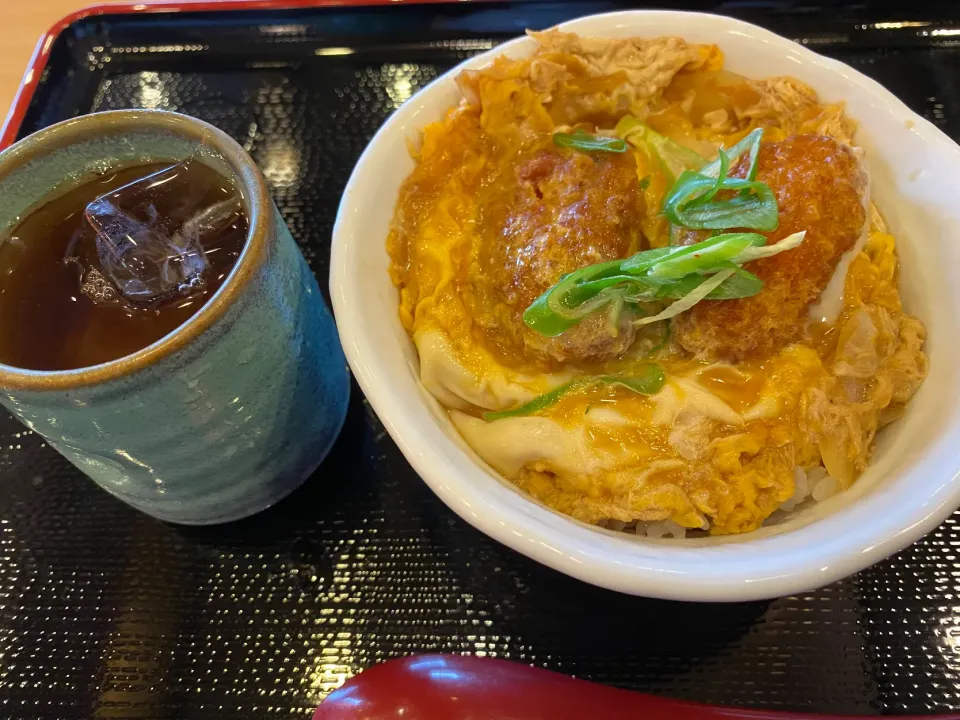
<box><xmin>806</xmin><ymin>465</ymin><xmax>829</xmax><ymax>485</ymax></box>
<box><xmin>780</xmin><ymin>466</ymin><xmax>812</xmax><ymax>512</ymax></box>
<box><xmin>643</xmin><ymin>519</ymin><xmax>687</xmax><ymax>539</ymax></box>
<box><xmin>811</xmin><ymin>475</ymin><xmax>840</xmax><ymax>502</ymax></box>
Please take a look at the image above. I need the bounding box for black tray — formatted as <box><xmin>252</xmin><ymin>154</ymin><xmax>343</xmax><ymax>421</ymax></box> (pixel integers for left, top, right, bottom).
<box><xmin>5</xmin><ymin>1</ymin><xmax>960</xmax><ymax>717</ymax></box>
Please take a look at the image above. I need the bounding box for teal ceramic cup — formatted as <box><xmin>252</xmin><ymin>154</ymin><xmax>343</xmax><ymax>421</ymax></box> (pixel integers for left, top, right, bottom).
<box><xmin>0</xmin><ymin>110</ymin><xmax>349</xmax><ymax>524</ymax></box>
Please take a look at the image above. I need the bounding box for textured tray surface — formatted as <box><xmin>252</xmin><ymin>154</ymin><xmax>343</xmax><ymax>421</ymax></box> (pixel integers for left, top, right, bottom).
<box><xmin>5</xmin><ymin>2</ymin><xmax>960</xmax><ymax>717</ymax></box>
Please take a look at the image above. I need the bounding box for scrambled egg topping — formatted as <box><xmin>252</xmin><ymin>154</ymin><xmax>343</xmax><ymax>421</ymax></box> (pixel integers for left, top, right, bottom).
<box><xmin>388</xmin><ymin>30</ymin><xmax>927</xmax><ymax>535</ymax></box>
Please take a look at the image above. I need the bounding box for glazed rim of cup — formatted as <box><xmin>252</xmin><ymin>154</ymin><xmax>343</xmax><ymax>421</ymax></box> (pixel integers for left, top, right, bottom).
<box><xmin>0</xmin><ymin>110</ymin><xmax>272</xmax><ymax>392</ymax></box>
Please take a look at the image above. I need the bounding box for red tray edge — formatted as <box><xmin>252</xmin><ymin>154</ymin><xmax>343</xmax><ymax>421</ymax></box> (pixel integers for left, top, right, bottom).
<box><xmin>0</xmin><ymin>0</ymin><xmax>457</xmax><ymax>150</ymax></box>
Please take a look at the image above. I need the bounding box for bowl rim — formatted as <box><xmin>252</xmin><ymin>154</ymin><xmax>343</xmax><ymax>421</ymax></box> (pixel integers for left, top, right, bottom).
<box><xmin>331</xmin><ymin>9</ymin><xmax>960</xmax><ymax>601</ymax></box>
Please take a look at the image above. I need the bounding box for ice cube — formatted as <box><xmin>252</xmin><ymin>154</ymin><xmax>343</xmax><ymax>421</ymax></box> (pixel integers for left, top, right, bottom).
<box><xmin>85</xmin><ymin>195</ymin><xmax>208</xmax><ymax>304</ymax></box>
<box><xmin>76</xmin><ymin>161</ymin><xmax>242</xmax><ymax>308</ymax></box>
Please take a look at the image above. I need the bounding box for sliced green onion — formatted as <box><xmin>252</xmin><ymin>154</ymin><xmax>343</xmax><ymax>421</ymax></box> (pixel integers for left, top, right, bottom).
<box><xmin>686</xmin><ymin>148</ymin><xmax>730</xmax><ymax>208</ymax></box>
<box><xmin>620</xmin><ymin>233</ymin><xmax>762</xmax><ymax>274</ymax></box>
<box><xmin>662</xmin><ymin>127</ymin><xmax>778</xmax><ymax>232</ymax></box>
<box><xmin>732</xmin><ymin>230</ymin><xmax>806</xmax><ymax>263</ymax></box>
<box><xmin>704</xmin><ymin>266</ymin><xmax>763</xmax><ymax>299</ymax></box>
<box><xmin>633</xmin><ymin>269</ymin><xmax>735</xmax><ymax>326</ymax></box>
<box><xmin>522</xmin><ymin>211</ymin><xmax>804</xmax><ymax>340</ymax></box>
<box><xmin>570</xmin><ymin>275</ymin><xmax>659</xmax><ymax>303</ymax></box>
<box><xmin>484</xmin><ymin>365</ymin><xmax>666</xmax><ymax>421</ymax></box>
<box><xmin>523</xmin><ymin>229</ymin><xmax>799</xmax><ymax>337</ymax></box>
<box><xmin>666</xmin><ymin>178</ymin><xmax>778</xmax><ymax>231</ymax></box>
<box><xmin>664</xmin><ymin>171</ymin><xmax>778</xmax><ymax>231</ymax></box>
<box><xmin>547</xmin><ymin>274</ymin><xmax>631</xmax><ymax>321</ymax></box>
<box><xmin>613</xmin><ymin>247</ymin><xmax>677</xmax><ymax>275</ymax></box>
<box><xmin>518</xmin><ymin>126</ymin><xmax>808</xmax><ymax>350</ymax></box>
<box><xmin>700</xmin><ymin>128</ymin><xmax>764</xmax><ymax>180</ymax></box>
<box><xmin>604</xmin><ymin>367</ymin><xmax>666</xmax><ymax>395</ymax></box>
<box><xmin>523</xmin><ymin>258</ymin><xmax>625</xmax><ymax>335</ymax></box>
<box><xmin>554</xmin><ymin>129</ymin><xmax>627</xmax><ymax>153</ymax></box>
<box><xmin>653</xmin><ymin>265</ymin><xmax>763</xmax><ymax>300</ymax></box>
<box><xmin>524</xmin><ymin>256</ymin><xmax>659</xmax><ymax>336</ymax></box>
<box><xmin>645</xmin><ymin>233</ymin><xmax>765</xmax><ymax>280</ymax></box>
<box><xmin>531</xmin><ymin>279</ymin><xmax>662</xmax><ymax>336</ymax></box>
<box><xmin>522</xmin><ymin>294</ymin><xmax>580</xmax><ymax>337</ymax></box>
<box><xmin>484</xmin><ymin>380</ymin><xmax>581</xmax><ymax>421</ymax></box>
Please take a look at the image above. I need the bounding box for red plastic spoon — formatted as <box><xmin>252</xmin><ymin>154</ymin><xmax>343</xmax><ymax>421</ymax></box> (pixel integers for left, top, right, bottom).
<box><xmin>314</xmin><ymin>654</ymin><xmax>960</xmax><ymax>720</ymax></box>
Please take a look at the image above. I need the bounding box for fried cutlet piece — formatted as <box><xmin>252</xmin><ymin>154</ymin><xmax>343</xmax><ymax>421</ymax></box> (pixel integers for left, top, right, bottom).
<box><xmin>476</xmin><ymin>148</ymin><xmax>643</xmax><ymax>364</ymax></box>
<box><xmin>673</xmin><ymin>135</ymin><xmax>868</xmax><ymax>362</ymax></box>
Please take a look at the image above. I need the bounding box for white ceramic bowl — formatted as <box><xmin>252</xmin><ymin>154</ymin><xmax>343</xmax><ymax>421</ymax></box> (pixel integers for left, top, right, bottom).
<box><xmin>331</xmin><ymin>10</ymin><xmax>960</xmax><ymax>601</ymax></box>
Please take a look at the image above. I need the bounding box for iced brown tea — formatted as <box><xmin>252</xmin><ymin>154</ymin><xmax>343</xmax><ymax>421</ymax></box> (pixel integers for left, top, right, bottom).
<box><xmin>0</xmin><ymin>160</ymin><xmax>247</xmax><ymax>371</ymax></box>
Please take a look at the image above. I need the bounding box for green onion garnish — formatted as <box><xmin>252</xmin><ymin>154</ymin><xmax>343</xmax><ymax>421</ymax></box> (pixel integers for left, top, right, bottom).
<box><xmin>484</xmin><ymin>365</ymin><xmax>666</xmax><ymax>421</ymax></box>
<box><xmin>664</xmin><ymin>173</ymin><xmax>778</xmax><ymax>231</ymax></box>
<box><xmin>522</xmin><ymin>231</ymin><xmax>805</xmax><ymax>337</ymax></box>
<box><xmin>696</xmin><ymin>266</ymin><xmax>763</xmax><ymax>300</ymax></box>
<box><xmin>632</xmin><ymin>269</ymin><xmax>735</xmax><ymax>327</ymax></box>
<box><xmin>663</xmin><ymin>128</ymin><xmax>778</xmax><ymax>231</ymax></box>
<box><xmin>651</xmin><ymin>265</ymin><xmax>763</xmax><ymax>300</ymax></box>
<box><xmin>523</xmin><ymin>125</ymin><xmax>800</xmax><ymax>347</ymax></box>
<box><xmin>639</xmin><ymin>232</ymin><xmax>765</xmax><ymax>279</ymax></box>
<box><xmin>700</xmin><ymin>128</ymin><xmax>763</xmax><ymax>181</ymax></box>
<box><xmin>553</xmin><ymin>129</ymin><xmax>627</xmax><ymax>153</ymax></box>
